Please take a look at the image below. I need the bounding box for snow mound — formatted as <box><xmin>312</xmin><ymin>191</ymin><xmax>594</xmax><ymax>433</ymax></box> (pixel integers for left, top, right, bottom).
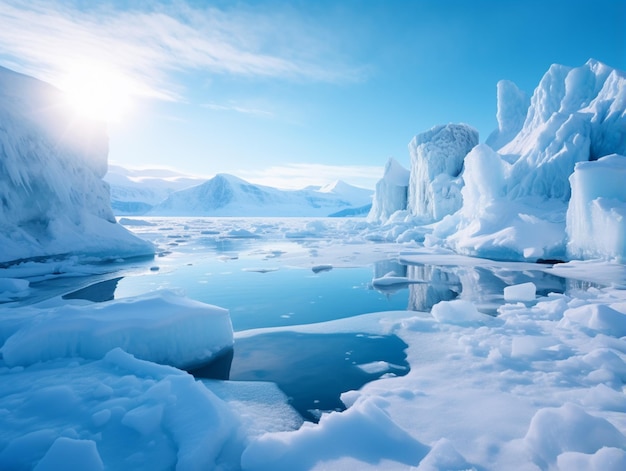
<box><xmin>0</xmin><ymin>66</ymin><xmax>154</xmax><ymax>263</ymax></box>
<box><xmin>1</xmin><ymin>290</ymin><xmax>233</xmax><ymax>369</ymax></box>
<box><xmin>368</xmin><ymin>157</ymin><xmax>410</xmax><ymax>223</ymax></box>
<box><xmin>566</xmin><ymin>154</ymin><xmax>626</xmax><ymax>262</ymax></box>
<box><xmin>504</xmin><ymin>282</ymin><xmax>537</xmax><ymax>302</ymax></box>
<box><xmin>408</xmin><ymin>124</ymin><xmax>479</xmax><ymax>222</ymax></box>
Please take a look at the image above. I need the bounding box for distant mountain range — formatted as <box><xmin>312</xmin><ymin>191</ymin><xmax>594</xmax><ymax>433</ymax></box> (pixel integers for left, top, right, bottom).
<box><xmin>105</xmin><ymin>165</ymin><xmax>373</xmax><ymax>217</ymax></box>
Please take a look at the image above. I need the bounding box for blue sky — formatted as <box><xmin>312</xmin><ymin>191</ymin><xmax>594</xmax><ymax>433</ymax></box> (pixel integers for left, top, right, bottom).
<box><xmin>0</xmin><ymin>0</ymin><xmax>624</xmax><ymax>188</ymax></box>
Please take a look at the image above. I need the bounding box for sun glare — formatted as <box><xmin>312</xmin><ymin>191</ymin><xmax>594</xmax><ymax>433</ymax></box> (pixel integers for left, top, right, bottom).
<box><xmin>60</xmin><ymin>63</ymin><xmax>134</xmax><ymax>123</ymax></box>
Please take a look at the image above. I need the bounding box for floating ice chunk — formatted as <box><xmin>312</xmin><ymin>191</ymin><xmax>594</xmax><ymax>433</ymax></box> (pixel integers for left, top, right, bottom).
<box><xmin>312</xmin><ymin>264</ymin><xmax>333</xmax><ymax>274</ymax></box>
<box><xmin>503</xmin><ymin>282</ymin><xmax>536</xmax><ymax>302</ymax></box>
<box><xmin>117</xmin><ymin>217</ymin><xmax>155</xmax><ymax>226</ymax></box>
<box><xmin>0</xmin><ymin>277</ymin><xmax>30</xmax><ymax>301</ymax></box>
<box><xmin>524</xmin><ymin>403</ymin><xmax>626</xmax><ymax>468</ymax></box>
<box><xmin>356</xmin><ymin>361</ymin><xmax>407</xmax><ymax>375</ymax></box>
<box><xmin>1</xmin><ymin>290</ymin><xmax>233</xmax><ymax>369</ymax></box>
<box><xmin>560</xmin><ymin>304</ymin><xmax>626</xmax><ymax>337</ymax></box>
<box><xmin>242</xmin><ymin>267</ymin><xmax>279</xmax><ymax>273</ymax></box>
<box><xmin>33</xmin><ymin>438</ymin><xmax>103</xmax><ymax>471</ymax></box>
<box><xmin>224</xmin><ymin>228</ymin><xmax>259</xmax><ymax>239</ymax></box>
<box><xmin>566</xmin><ymin>154</ymin><xmax>626</xmax><ymax>261</ymax></box>
<box><xmin>430</xmin><ymin>299</ymin><xmax>486</xmax><ymax>325</ymax></box>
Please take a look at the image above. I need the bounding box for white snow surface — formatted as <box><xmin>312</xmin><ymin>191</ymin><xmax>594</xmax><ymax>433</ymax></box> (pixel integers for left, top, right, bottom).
<box><xmin>0</xmin><ymin>66</ymin><xmax>154</xmax><ymax>264</ymax></box>
<box><xmin>407</xmin><ymin>123</ymin><xmax>479</xmax><ymax>222</ymax></box>
<box><xmin>566</xmin><ymin>154</ymin><xmax>626</xmax><ymax>262</ymax></box>
<box><xmin>148</xmin><ymin>173</ymin><xmax>372</xmax><ymax>217</ymax></box>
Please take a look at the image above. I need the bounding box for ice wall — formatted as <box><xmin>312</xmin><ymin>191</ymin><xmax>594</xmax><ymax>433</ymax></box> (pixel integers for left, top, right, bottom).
<box><xmin>0</xmin><ymin>66</ymin><xmax>153</xmax><ymax>263</ymax></box>
<box><xmin>367</xmin><ymin>157</ymin><xmax>409</xmax><ymax>222</ymax></box>
<box><xmin>407</xmin><ymin>124</ymin><xmax>478</xmax><ymax>222</ymax></box>
<box><xmin>566</xmin><ymin>154</ymin><xmax>626</xmax><ymax>261</ymax></box>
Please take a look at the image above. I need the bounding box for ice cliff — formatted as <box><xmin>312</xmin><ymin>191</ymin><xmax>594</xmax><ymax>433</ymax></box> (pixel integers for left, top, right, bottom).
<box><xmin>0</xmin><ymin>66</ymin><xmax>154</xmax><ymax>263</ymax></box>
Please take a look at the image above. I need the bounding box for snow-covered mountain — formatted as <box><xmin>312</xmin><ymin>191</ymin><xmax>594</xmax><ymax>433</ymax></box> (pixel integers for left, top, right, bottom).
<box><xmin>0</xmin><ymin>66</ymin><xmax>153</xmax><ymax>264</ymax></box>
<box><xmin>105</xmin><ymin>164</ymin><xmax>205</xmax><ymax>215</ymax></box>
<box><xmin>149</xmin><ymin>173</ymin><xmax>373</xmax><ymax>217</ymax></box>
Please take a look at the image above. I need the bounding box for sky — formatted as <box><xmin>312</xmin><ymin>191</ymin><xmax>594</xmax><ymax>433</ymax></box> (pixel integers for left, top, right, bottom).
<box><xmin>0</xmin><ymin>0</ymin><xmax>624</xmax><ymax>189</ymax></box>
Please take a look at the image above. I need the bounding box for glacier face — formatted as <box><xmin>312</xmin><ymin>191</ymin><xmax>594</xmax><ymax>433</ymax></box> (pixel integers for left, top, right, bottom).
<box><xmin>0</xmin><ymin>66</ymin><xmax>153</xmax><ymax>263</ymax></box>
<box><xmin>150</xmin><ymin>173</ymin><xmax>373</xmax><ymax>217</ymax></box>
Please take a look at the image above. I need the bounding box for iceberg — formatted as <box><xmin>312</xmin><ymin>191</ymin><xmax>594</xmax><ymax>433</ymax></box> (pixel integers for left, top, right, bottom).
<box><xmin>0</xmin><ymin>66</ymin><xmax>154</xmax><ymax>263</ymax></box>
<box><xmin>427</xmin><ymin>60</ymin><xmax>626</xmax><ymax>261</ymax></box>
<box><xmin>408</xmin><ymin>123</ymin><xmax>479</xmax><ymax>222</ymax></box>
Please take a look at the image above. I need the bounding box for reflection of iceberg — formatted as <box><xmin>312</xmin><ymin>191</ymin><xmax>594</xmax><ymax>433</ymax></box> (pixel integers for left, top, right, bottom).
<box><xmin>407</xmin><ymin>265</ymin><xmax>461</xmax><ymax>311</ymax></box>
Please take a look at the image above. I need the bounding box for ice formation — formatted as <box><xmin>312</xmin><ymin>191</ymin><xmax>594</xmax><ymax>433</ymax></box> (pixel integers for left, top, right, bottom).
<box><xmin>427</xmin><ymin>59</ymin><xmax>626</xmax><ymax>261</ymax></box>
<box><xmin>367</xmin><ymin>157</ymin><xmax>409</xmax><ymax>222</ymax></box>
<box><xmin>1</xmin><ymin>290</ymin><xmax>233</xmax><ymax>369</ymax></box>
<box><xmin>408</xmin><ymin>124</ymin><xmax>479</xmax><ymax>222</ymax></box>
<box><xmin>0</xmin><ymin>66</ymin><xmax>153</xmax><ymax>263</ymax></box>
<box><xmin>485</xmin><ymin>80</ymin><xmax>530</xmax><ymax>151</ymax></box>
<box><xmin>566</xmin><ymin>154</ymin><xmax>626</xmax><ymax>262</ymax></box>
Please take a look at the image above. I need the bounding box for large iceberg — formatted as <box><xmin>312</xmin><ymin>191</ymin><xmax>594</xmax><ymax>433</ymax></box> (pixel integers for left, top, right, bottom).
<box><xmin>407</xmin><ymin>123</ymin><xmax>478</xmax><ymax>222</ymax></box>
<box><xmin>0</xmin><ymin>66</ymin><xmax>153</xmax><ymax>263</ymax></box>
<box><xmin>429</xmin><ymin>59</ymin><xmax>626</xmax><ymax>261</ymax></box>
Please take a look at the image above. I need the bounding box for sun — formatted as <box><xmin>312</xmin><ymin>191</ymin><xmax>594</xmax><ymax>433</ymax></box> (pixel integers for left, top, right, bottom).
<box><xmin>59</xmin><ymin>63</ymin><xmax>134</xmax><ymax>123</ymax></box>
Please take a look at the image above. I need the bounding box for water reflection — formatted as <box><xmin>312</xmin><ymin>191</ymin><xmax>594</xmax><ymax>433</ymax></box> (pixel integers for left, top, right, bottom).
<box><xmin>370</xmin><ymin>260</ymin><xmax>569</xmax><ymax>315</ymax></box>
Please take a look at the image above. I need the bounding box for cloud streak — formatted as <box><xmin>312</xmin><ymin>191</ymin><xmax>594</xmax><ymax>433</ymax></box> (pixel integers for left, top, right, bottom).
<box><xmin>0</xmin><ymin>1</ymin><xmax>363</xmax><ymax>102</ymax></box>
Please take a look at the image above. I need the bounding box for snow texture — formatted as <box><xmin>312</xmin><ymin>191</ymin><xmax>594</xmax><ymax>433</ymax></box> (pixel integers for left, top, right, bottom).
<box><xmin>368</xmin><ymin>157</ymin><xmax>410</xmax><ymax>222</ymax></box>
<box><xmin>566</xmin><ymin>154</ymin><xmax>626</xmax><ymax>262</ymax></box>
<box><xmin>0</xmin><ymin>66</ymin><xmax>154</xmax><ymax>264</ymax></box>
<box><xmin>407</xmin><ymin>124</ymin><xmax>479</xmax><ymax>222</ymax></box>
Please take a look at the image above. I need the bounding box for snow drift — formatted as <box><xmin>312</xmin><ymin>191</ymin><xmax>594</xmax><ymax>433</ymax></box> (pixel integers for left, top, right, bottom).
<box><xmin>0</xmin><ymin>66</ymin><xmax>153</xmax><ymax>263</ymax></box>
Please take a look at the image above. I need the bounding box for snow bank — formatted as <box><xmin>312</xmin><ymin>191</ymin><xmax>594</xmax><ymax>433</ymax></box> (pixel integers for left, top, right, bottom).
<box><xmin>566</xmin><ymin>154</ymin><xmax>626</xmax><ymax>261</ymax></box>
<box><xmin>0</xmin><ymin>348</ymin><xmax>237</xmax><ymax>471</ymax></box>
<box><xmin>367</xmin><ymin>157</ymin><xmax>410</xmax><ymax>222</ymax></box>
<box><xmin>408</xmin><ymin>124</ymin><xmax>479</xmax><ymax>222</ymax></box>
<box><xmin>1</xmin><ymin>290</ymin><xmax>233</xmax><ymax>369</ymax></box>
<box><xmin>0</xmin><ymin>66</ymin><xmax>154</xmax><ymax>263</ymax></box>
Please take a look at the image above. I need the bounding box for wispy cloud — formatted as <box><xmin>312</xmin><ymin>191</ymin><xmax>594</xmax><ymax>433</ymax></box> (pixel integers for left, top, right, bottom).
<box><xmin>238</xmin><ymin>163</ymin><xmax>383</xmax><ymax>190</ymax></box>
<box><xmin>201</xmin><ymin>102</ymin><xmax>274</xmax><ymax>118</ymax></box>
<box><xmin>0</xmin><ymin>0</ymin><xmax>364</xmax><ymax>102</ymax></box>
